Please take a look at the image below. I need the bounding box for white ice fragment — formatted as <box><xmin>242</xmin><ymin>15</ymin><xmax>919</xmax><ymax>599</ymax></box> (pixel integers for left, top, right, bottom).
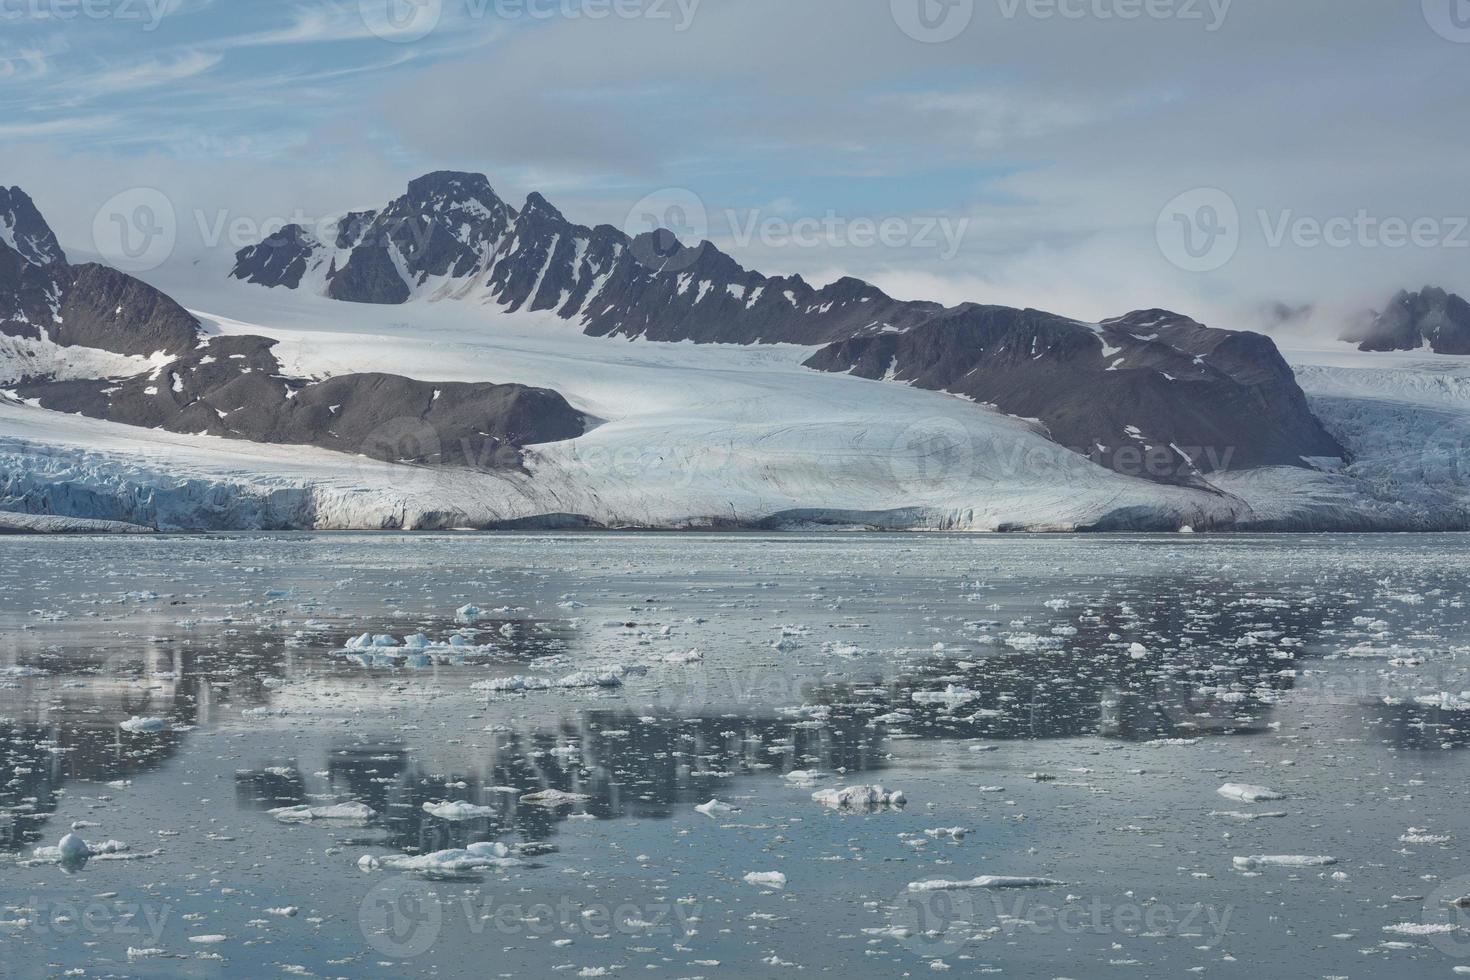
<box><xmin>1217</xmin><ymin>783</ymin><xmax>1286</xmax><ymax>803</ymax></box>
<box><xmin>743</xmin><ymin>871</ymin><xmax>786</xmax><ymax>889</ymax></box>
<box><xmin>1232</xmin><ymin>855</ymin><xmax>1337</xmax><ymax>869</ymax></box>
<box><xmin>268</xmin><ymin>802</ymin><xmax>377</xmax><ymax>824</ymax></box>
<box><xmin>519</xmin><ymin>789</ymin><xmax>592</xmax><ymax>806</ymax></box>
<box><xmin>119</xmin><ymin>716</ymin><xmax>170</xmax><ymax>734</ymax></box>
<box><xmin>422</xmin><ymin>801</ymin><xmax>497</xmax><ymax>821</ymax></box>
<box><xmin>907</xmin><ymin>876</ymin><xmax>1063</xmax><ymax>891</ymax></box>
<box><xmin>811</xmin><ymin>785</ymin><xmax>906</xmax><ymax>811</ymax></box>
<box><xmin>695</xmin><ymin>799</ymin><xmax>741</xmax><ymax>817</ymax></box>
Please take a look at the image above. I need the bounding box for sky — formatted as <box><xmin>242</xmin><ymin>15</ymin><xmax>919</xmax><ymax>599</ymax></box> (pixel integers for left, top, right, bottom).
<box><xmin>3</xmin><ymin>0</ymin><xmax>1468</xmax><ymax>336</ymax></box>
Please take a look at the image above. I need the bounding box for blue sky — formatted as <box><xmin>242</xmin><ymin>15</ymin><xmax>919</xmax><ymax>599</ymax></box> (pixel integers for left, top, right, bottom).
<box><xmin>4</xmin><ymin>0</ymin><xmax>1469</xmax><ymax>330</ymax></box>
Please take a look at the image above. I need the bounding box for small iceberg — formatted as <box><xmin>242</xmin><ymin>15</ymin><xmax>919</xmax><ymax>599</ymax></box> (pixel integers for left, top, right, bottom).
<box><xmin>1217</xmin><ymin>783</ymin><xmax>1286</xmax><ymax>803</ymax></box>
<box><xmin>811</xmin><ymin>785</ymin><xmax>906</xmax><ymax>811</ymax></box>
<box><xmin>907</xmin><ymin>875</ymin><xmax>1064</xmax><ymax>892</ymax></box>
<box><xmin>268</xmin><ymin>802</ymin><xmax>377</xmax><ymax>824</ymax></box>
<box><xmin>119</xmin><ymin>717</ymin><xmax>170</xmax><ymax>734</ymax></box>
<box><xmin>422</xmin><ymin>801</ymin><xmax>497</xmax><ymax>821</ymax></box>
<box><xmin>695</xmin><ymin>799</ymin><xmax>741</xmax><ymax>818</ymax></box>
<box><xmin>743</xmin><ymin>871</ymin><xmax>786</xmax><ymax>889</ymax></box>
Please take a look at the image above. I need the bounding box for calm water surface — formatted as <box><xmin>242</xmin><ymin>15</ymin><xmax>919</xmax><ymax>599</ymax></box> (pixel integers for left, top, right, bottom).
<box><xmin>1</xmin><ymin>533</ymin><xmax>1469</xmax><ymax>978</ymax></box>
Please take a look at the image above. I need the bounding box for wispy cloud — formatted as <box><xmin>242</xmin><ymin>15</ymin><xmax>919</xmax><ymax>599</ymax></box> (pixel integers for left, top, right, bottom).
<box><xmin>0</xmin><ymin>114</ymin><xmax>117</xmax><ymax>139</ymax></box>
<box><xmin>88</xmin><ymin>50</ymin><xmax>222</xmax><ymax>92</ymax></box>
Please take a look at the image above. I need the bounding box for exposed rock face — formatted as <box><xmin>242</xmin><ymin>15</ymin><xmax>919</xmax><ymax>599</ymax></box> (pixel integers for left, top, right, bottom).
<box><xmin>0</xmin><ymin>185</ymin><xmax>201</xmax><ymax>354</ymax></box>
<box><xmin>16</xmin><ymin>333</ymin><xmax>586</xmax><ymax>468</ymax></box>
<box><xmin>0</xmin><ymin>186</ymin><xmax>71</xmax><ymax>340</ymax></box>
<box><xmin>805</xmin><ymin>307</ymin><xmax>1345</xmax><ymax>485</ymax></box>
<box><xmin>232</xmin><ymin>171</ymin><xmax>942</xmax><ymax>345</ymax></box>
<box><xmin>1349</xmin><ymin>287</ymin><xmax>1470</xmax><ymax>355</ymax></box>
<box><xmin>53</xmin><ymin>263</ymin><xmax>201</xmax><ymax>356</ymax></box>
<box><xmin>0</xmin><ymin>184</ymin><xmax>588</xmax><ymax>468</ymax></box>
<box><xmin>232</xmin><ymin>171</ymin><xmax>1345</xmax><ymax>483</ymax></box>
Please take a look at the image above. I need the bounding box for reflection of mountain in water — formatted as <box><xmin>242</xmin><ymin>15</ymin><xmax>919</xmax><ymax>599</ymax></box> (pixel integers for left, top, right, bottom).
<box><xmin>813</xmin><ymin>587</ymin><xmax>1354</xmax><ymax>743</ymax></box>
<box><xmin>234</xmin><ymin>707</ymin><xmax>889</xmax><ymax>853</ymax></box>
<box><xmin>0</xmin><ymin>615</ymin><xmax>571</xmax><ymax>850</ymax></box>
<box><xmin>0</xmin><ymin>647</ymin><xmax>198</xmax><ymax>852</ymax></box>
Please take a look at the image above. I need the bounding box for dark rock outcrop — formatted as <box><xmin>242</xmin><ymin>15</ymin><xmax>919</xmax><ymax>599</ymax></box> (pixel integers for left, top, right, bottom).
<box><xmin>53</xmin><ymin>263</ymin><xmax>201</xmax><ymax>356</ymax></box>
<box><xmin>805</xmin><ymin>307</ymin><xmax>1345</xmax><ymax>485</ymax></box>
<box><xmin>1349</xmin><ymin>287</ymin><xmax>1470</xmax><ymax>355</ymax></box>
<box><xmin>16</xmin><ymin>333</ymin><xmax>585</xmax><ymax>468</ymax></box>
<box><xmin>0</xmin><ymin>186</ymin><xmax>70</xmax><ymax>340</ymax></box>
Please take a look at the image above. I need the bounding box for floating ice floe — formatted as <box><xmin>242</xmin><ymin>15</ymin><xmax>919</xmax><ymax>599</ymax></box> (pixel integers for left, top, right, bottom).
<box><xmin>1217</xmin><ymin>783</ymin><xmax>1286</xmax><ymax>803</ymax></box>
<box><xmin>119</xmin><ymin>716</ymin><xmax>169</xmax><ymax>734</ymax></box>
<box><xmin>422</xmin><ymin>801</ymin><xmax>497</xmax><ymax>821</ymax></box>
<box><xmin>783</xmin><ymin>770</ymin><xmax>829</xmax><ymax>784</ymax></box>
<box><xmin>907</xmin><ymin>875</ymin><xmax>1064</xmax><ymax>891</ymax></box>
<box><xmin>665</xmin><ymin>648</ymin><xmax>704</xmax><ymax>665</ymax></box>
<box><xmin>455</xmin><ymin>605</ymin><xmax>485</xmax><ymax>623</ymax></box>
<box><xmin>345</xmin><ymin>633</ymin><xmax>400</xmax><ymax>650</ymax></box>
<box><xmin>474</xmin><ymin>664</ymin><xmax>643</xmax><ymax>693</ymax></box>
<box><xmin>268</xmin><ymin>802</ymin><xmax>377</xmax><ymax>824</ymax></box>
<box><xmin>695</xmin><ymin>799</ymin><xmax>741</xmax><ymax>817</ymax></box>
<box><xmin>30</xmin><ymin>834</ymin><xmax>149</xmax><ymax>865</ymax></box>
<box><xmin>1210</xmin><ymin>810</ymin><xmax>1288</xmax><ymax>821</ymax></box>
<box><xmin>374</xmin><ymin>841</ymin><xmax>525</xmax><ymax>874</ymax></box>
<box><xmin>519</xmin><ymin>789</ymin><xmax>592</xmax><ymax>806</ymax></box>
<box><xmin>924</xmin><ymin>827</ymin><xmax>969</xmax><ymax>841</ymax></box>
<box><xmin>811</xmin><ymin>785</ymin><xmax>906</xmax><ymax>811</ymax></box>
<box><xmin>1232</xmin><ymin>855</ymin><xmax>1337</xmax><ymax>869</ymax></box>
<box><xmin>1383</xmin><ymin>922</ymin><xmax>1459</xmax><ymax>936</ymax></box>
<box><xmin>1411</xmin><ymin>692</ymin><xmax>1470</xmax><ymax>711</ymax></box>
<box><xmin>911</xmin><ymin>685</ymin><xmax>980</xmax><ymax>707</ymax></box>
<box><xmin>743</xmin><ymin>871</ymin><xmax>786</xmax><ymax>889</ymax></box>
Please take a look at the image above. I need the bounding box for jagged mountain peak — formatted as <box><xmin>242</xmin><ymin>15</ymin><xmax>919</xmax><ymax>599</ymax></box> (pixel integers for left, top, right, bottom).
<box><xmin>520</xmin><ymin>191</ymin><xmax>566</xmax><ymax>223</ymax></box>
<box><xmin>1346</xmin><ymin>285</ymin><xmax>1470</xmax><ymax>355</ymax></box>
<box><xmin>0</xmin><ymin>185</ymin><xmax>67</xmax><ymax>268</ymax></box>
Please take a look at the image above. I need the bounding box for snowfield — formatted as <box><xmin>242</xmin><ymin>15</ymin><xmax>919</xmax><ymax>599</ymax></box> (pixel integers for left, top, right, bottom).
<box><xmin>1</xmin><ymin>278</ymin><xmax>1467</xmax><ymax>532</ymax></box>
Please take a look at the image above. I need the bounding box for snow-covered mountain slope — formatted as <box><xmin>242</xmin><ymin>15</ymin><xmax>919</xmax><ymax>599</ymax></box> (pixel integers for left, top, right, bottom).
<box><xmin>231</xmin><ymin>171</ymin><xmax>1344</xmax><ymax>486</ymax></box>
<box><xmin>0</xmin><ymin>279</ymin><xmax>1462</xmax><ymax>533</ymax></box>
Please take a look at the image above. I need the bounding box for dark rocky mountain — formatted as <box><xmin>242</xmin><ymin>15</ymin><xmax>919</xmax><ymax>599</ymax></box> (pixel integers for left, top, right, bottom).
<box><xmin>232</xmin><ymin>171</ymin><xmax>1346</xmax><ymax>484</ymax></box>
<box><xmin>806</xmin><ymin>307</ymin><xmax>1343</xmax><ymax>485</ymax></box>
<box><xmin>1</xmin><ymin>185</ymin><xmax>588</xmax><ymax>469</ymax></box>
<box><xmin>232</xmin><ymin>171</ymin><xmax>943</xmax><ymax>345</ymax></box>
<box><xmin>16</xmin><ymin>334</ymin><xmax>584</xmax><ymax>468</ymax></box>
<box><xmin>1</xmin><ymin>186</ymin><xmax>72</xmax><ymax>340</ymax></box>
<box><xmin>1346</xmin><ymin>287</ymin><xmax>1470</xmax><ymax>355</ymax></box>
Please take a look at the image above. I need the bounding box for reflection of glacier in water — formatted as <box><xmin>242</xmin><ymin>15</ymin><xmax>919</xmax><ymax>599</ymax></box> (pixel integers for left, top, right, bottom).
<box><xmin>11</xmin><ymin>569</ymin><xmax>1470</xmax><ymax>858</ymax></box>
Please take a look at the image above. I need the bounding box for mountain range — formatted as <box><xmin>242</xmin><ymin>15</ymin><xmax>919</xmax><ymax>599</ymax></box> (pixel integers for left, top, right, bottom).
<box><xmin>231</xmin><ymin>171</ymin><xmax>1344</xmax><ymax>488</ymax></box>
<box><xmin>1</xmin><ymin>172</ymin><xmax>1467</xmax><ymax>533</ymax></box>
